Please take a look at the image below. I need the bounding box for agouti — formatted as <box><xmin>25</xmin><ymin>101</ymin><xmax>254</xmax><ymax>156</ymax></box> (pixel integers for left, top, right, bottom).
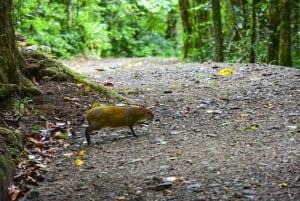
<box><xmin>85</xmin><ymin>105</ymin><xmax>154</xmax><ymax>145</ymax></box>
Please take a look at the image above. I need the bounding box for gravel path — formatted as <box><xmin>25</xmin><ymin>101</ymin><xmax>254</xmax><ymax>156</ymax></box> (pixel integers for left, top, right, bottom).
<box><xmin>23</xmin><ymin>58</ymin><xmax>300</xmax><ymax>201</ymax></box>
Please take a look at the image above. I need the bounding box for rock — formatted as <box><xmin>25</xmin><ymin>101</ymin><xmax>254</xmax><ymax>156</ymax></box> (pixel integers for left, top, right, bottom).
<box><xmin>153</xmin><ymin>182</ymin><xmax>172</xmax><ymax>191</ymax></box>
<box><xmin>186</xmin><ymin>182</ymin><xmax>203</xmax><ymax>192</ymax></box>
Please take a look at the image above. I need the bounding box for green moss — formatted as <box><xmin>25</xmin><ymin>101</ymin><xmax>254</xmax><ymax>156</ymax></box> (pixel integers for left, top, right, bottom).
<box><xmin>0</xmin><ymin>127</ymin><xmax>22</xmax><ymax>159</ymax></box>
<box><xmin>0</xmin><ymin>155</ymin><xmax>10</xmax><ymax>184</ymax></box>
<box><xmin>0</xmin><ymin>170</ymin><xmax>7</xmax><ymax>185</ymax></box>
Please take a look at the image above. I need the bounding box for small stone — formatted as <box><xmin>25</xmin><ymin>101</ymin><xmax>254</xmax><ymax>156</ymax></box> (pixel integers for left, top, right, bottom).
<box><xmin>153</xmin><ymin>182</ymin><xmax>172</xmax><ymax>191</ymax></box>
<box><xmin>170</xmin><ymin>130</ymin><xmax>179</xmax><ymax>135</ymax></box>
<box><xmin>186</xmin><ymin>182</ymin><xmax>203</xmax><ymax>192</ymax></box>
<box><xmin>242</xmin><ymin>189</ymin><xmax>256</xmax><ymax>195</ymax></box>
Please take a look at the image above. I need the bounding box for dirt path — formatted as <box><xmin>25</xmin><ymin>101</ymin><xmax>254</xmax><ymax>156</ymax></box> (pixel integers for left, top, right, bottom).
<box><xmin>22</xmin><ymin>58</ymin><xmax>299</xmax><ymax>201</ymax></box>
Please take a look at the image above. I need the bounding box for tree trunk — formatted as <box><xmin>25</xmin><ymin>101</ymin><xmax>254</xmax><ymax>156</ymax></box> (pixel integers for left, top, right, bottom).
<box><xmin>0</xmin><ymin>0</ymin><xmax>20</xmax><ymax>84</ymax></box>
<box><xmin>249</xmin><ymin>0</ymin><xmax>257</xmax><ymax>63</ymax></box>
<box><xmin>178</xmin><ymin>0</ymin><xmax>192</xmax><ymax>58</ymax></box>
<box><xmin>267</xmin><ymin>0</ymin><xmax>280</xmax><ymax>65</ymax></box>
<box><xmin>278</xmin><ymin>0</ymin><xmax>292</xmax><ymax>66</ymax></box>
<box><xmin>165</xmin><ymin>8</ymin><xmax>177</xmax><ymax>40</ymax></box>
<box><xmin>192</xmin><ymin>0</ymin><xmax>209</xmax><ymax>60</ymax></box>
<box><xmin>0</xmin><ymin>0</ymin><xmax>40</xmax><ymax>98</ymax></box>
<box><xmin>211</xmin><ymin>0</ymin><xmax>224</xmax><ymax>62</ymax></box>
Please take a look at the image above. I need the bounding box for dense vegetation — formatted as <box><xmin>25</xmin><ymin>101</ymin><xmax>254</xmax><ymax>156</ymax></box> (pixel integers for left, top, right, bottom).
<box><xmin>13</xmin><ymin>0</ymin><xmax>299</xmax><ymax>67</ymax></box>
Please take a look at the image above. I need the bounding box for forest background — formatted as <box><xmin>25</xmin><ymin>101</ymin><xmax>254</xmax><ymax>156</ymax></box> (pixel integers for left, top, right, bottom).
<box><xmin>13</xmin><ymin>0</ymin><xmax>300</xmax><ymax>68</ymax></box>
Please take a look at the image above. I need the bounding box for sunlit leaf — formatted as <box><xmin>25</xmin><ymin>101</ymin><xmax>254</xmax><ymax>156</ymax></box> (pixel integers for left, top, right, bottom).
<box><xmin>78</xmin><ymin>150</ymin><xmax>86</xmax><ymax>156</ymax></box>
<box><xmin>84</xmin><ymin>85</ymin><xmax>91</xmax><ymax>91</ymax></box>
<box><xmin>170</xmin><ymin>83</ymin><xmax>177</xmax><ymax>88</ymax></box>
<box><xmin>278</xmin><ymin>182</ymin><xmax>288</xmax><ymax>188</ymax></box>
<box><xmin>75</xmin><ymin>158</ymin><xmax>84</xmax><ymax>166</ymax></box>
<box><xmin>217</xmin><ymin>68</ymin><xmax>234</xmax><ymax>76</ymax></box>
<box><xmin>77</xmin><ymin>83</ymin><xmax>84</xmax><ymax>87</ymax></box>
<box><xmin>244</xmin><ymin>125</ymin><xmax>258</xmax><ymax>131</ymax></box>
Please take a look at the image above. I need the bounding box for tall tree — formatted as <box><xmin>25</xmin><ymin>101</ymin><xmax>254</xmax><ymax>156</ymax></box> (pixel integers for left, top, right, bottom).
<box><xmin>249</xmin><ymin>0</ymin><xmax>257</xmax><ymax>63</ymax></box>
<box><xmin>0</xmin><ymin>0</ymin><xmax>39</xmax><ymax>99</ymax></box>
<box><xmin>278</xmin><ymin>0</ymin><xmax>292</xmax><ymax>66</ymax></box>
<box><xmin>165</xmin><ymin>8</ymin><xmax>177</xmax><ymax>40</ymax></box>
<box><xmin>192</xmin><ymin>0</ymin><xmax>210</xmax><ymax>60</ymax></box>
<box><xmin>267</xmin><ymin>0</ymin><xmax>280</xmax><ymax>64</ymax></box>
<box><xmin>211</xmin><ymin>0</ymin><xmax>224</xmax><ymax>62</ymax></box>
<box><xmin>178</xmin><ymin>0</ymin><xmax>192</xmax><ymax>58</ymax></box>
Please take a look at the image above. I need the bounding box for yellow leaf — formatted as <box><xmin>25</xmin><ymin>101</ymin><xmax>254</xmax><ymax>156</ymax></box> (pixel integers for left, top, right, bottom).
<box><xmin>170</xmin><ymin>83</ymin><xmax>177</xmax><ymax>88</ymax></box>
<box><xmin>78</xmin><ymin>150</ymin><xmax>86</xmax><ymax>156</ymax></box>
<box><xmin>244</xmin><ymin>125</ymin><xmax>258</xmax><ymax>131</ymax></box>
<box><xmin>217</xmin><ymin>68</ymin><xmax>234</xmax><ymax>76</ymax></box>
<box><xmin>77</xmin><ymin>83</ymin><xmax>84</xmax><ymax>87</ymax></box>
<box><xmin>278</xmin><ymin>182</ymin><xmax>288</xmax><ymax>188</ymax></box>
<box><xmin>75</xmin><ymin>159</ymin><xmax>84</xmax><ymax>166</ymax></box>
<box><xmin>251</xmin><ymin>125</ymin><xmax>257</xmax><ymax>130</ymax></box>
<box><xmin>84</xmin><ymin>85</ymin><xmax>91</xmax><ymax>92</ymax></box>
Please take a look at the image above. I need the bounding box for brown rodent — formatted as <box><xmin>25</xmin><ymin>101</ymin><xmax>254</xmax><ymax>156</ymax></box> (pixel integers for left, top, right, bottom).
<box><xmin>85</xmin><ymin>105</ymin><xmax>154</xmax><ymax>145</ymax></box>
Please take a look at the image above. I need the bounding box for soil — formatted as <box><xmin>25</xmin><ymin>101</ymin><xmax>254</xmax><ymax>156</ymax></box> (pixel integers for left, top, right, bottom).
<box><xmin>9</xmin><ymin>58</ymin><xmax>300</xmax><ymax>200</ymax></box>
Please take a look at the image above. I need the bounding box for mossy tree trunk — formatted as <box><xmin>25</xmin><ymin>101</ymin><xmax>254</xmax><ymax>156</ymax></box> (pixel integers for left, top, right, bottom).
<box><xmin>0</xmin><ymin>0</ymin><xmax>39</xmax><ymax>199</ymax></box>
<box><xmin>178</xmin><ymin>0</ymin><xmax>192</xmax><ymax>59</ymax></box>
<box><xmin>211</xmin><ymin>0</ymin><xmax>224</xmax><ymax>62</ymax></box>
<box><xmin>0</xmin><ymin>0</ymin><xmax>19</xmax><ymax>84</ymax></box>
<box><xmin>249</xmin><ymin>0</ymin><xmax>257</xmax><ymax>63</ymax></box>
<box><xmin>278</xmin><ymin>0</ymin><xmax>292</xmax><ymax>66</ymax></box>
<box><xmin>267</xmin><ymin>0</ymin><xmax>280</xmax><ymax>65</ymax></box>
<box><xmin>0</xmin><ymin>0</ymin><xmax>40</xmax><ymax>99</ymax></box>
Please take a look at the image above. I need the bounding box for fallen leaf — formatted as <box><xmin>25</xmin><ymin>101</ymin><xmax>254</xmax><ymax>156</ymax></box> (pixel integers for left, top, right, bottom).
<box><xmin>278</xmin><ymin>182</ymin><xmax>288</xmax><ymax>188</ymax></box>
<box><xmin>240</xmin><ymin>113</ymin><xmax>249</xmax><ymax>118</ymax></box>
<box><xmin>47</xmin><ymin>150</ymin><xmax>56</xmax><ymax>157</ymax></box>
<box><xmin>115</xmin><ymin>196</ymin><xmax>125</xmax><ymax>200</ymax></box>
<box><xmin>103</xmin><ymin>81</ymin><xmax>114</xmax><ymax>87</ymax></box>
<box><xmin>84</xmin><ymin>85</ymin><xmax>91</xmax><ymax>91</ymax></box>
<box><xmin>63</xmin><ymin>153</ymin><xmax>73</xmax><ymax>158</ymax></box>
<box><xmin>8</xmin><ymin>184</ymin><xmax>20</xmax><ymax>201</ymax></box>
<box><xmin>217</xmin><ymin>68</ymin><xmax>234</xmax><ymax>76</ymax></box>
<box><xmin>78</xmin><ymin>150</ymin><xmax>86</xmax><ymax>156</ymax></box>
<box><xmin>262</xmin><ymin>103</ymin><xmax>271</xmax><ymax>108</ymax></box>
<box><xmin>76</xmin><ymin>83</ymin><xmax>84</xmax><ymax>87</ymax></box>
<box><xmin>25</xmin><ymin>176</ymin><xmax>37</xmax><ymax>185</ymax></box>
<box><xmin>75</xmin><ymin>159</ymin><xmax>84</xmax><ymax>166</ymax></box>
<box><xmin>170</xmin><ymin>83</ymin><xmax>177</xmax><ymax>88</ymax></box>
<box><xmin>244</xmin><ymin>125</ymin><xmax>258</xmax><ymax>131</ymax></box>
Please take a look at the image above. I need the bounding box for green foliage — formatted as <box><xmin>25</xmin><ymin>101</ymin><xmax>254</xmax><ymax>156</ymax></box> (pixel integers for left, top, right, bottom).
<box><xmin>12</xmin><ymin>0</ymin><xmax>299</xmax><ymax>67</ymax></box>
<box><xmin>13</xmin><ymin>96</ymin><xmax>32</xmax><ymax>116</ymax></box>
<box><xmin>13</xmin><ymin>0</ymin><xmax>179</xmax><ymax>58</ymax></box>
